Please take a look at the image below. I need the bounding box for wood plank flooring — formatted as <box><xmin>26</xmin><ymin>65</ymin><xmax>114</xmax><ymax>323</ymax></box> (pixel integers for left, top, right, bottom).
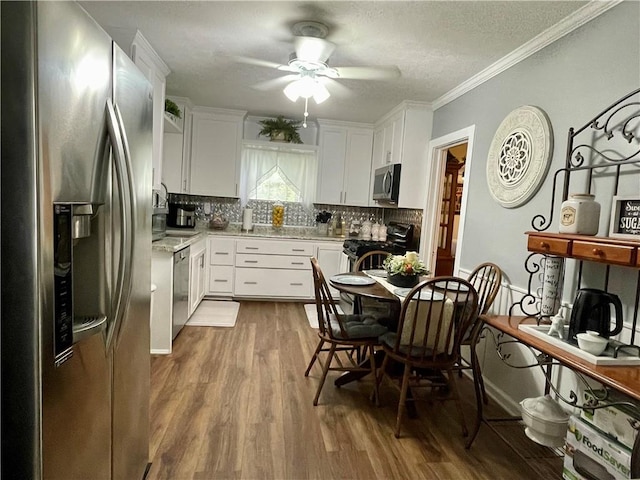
<box><xmin>147</xmin><ymin>301</ymin><xmax>562</xmax><ymax>479</ymax></box>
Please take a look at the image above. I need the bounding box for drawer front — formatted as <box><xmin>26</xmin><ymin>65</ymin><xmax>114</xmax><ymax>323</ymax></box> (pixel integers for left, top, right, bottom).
<box><xmin>235</xmin><ymin>253</ymin><xmax>310</xmax><ymax>270</ymax></box>
<box><xmin>236</xmin><ymin>239</ymin><xmax>314</xmax><ymax>256</ymax></box>
<box><xmin>572</xmin><ymin>241</ymin><xmax>635</xmax><ymax>266</ymax></box>
<box><xmin>235</xmin><ymin>268</ymin><xmax>312</xmax><ymax>298</ymax></box>
<box><xmin>209</xmin><ymin>237</ymin><xmax>235</xmax><ymax>265</ymax></box>
<box><xmin>208</xmin><ymin>265</ymin><xmax>234</xmax><ymax>294</ymax></box>
<box><xmin>527</xmin><ymin>235</ymin><xmax>571</xmax><ymax>256</ymax></box>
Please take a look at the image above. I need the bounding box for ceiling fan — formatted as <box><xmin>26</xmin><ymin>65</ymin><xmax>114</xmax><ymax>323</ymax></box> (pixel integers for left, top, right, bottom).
<box><xmin>236</xmin><ymin>21</ymin><xmax>400</xmax><ymax>125</ymax></box>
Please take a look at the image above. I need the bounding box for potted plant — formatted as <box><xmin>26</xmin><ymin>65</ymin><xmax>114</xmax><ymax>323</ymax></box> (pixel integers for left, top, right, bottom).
<box><xmin>164</xmin><ymin>99</ymin><xmax>182</xmax><ymax>120</ymax></box>
<box><xmin>384</xmin><ymin>251</ymin><xmax>430</xmax><ymax>288</ymax></box>
<box><xmin>258</xmin><ymin>115</ymin><xmax>302</xmax><ymax>144</ymax></box>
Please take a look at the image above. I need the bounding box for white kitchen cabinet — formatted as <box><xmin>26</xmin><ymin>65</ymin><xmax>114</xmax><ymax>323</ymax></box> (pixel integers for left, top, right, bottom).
<box><xmin>188</xmin><ymin>238</ymin><xmax>207</xmax><ymax>317</ymax></box>
<box><xmin>189</xmin><ymin>107</ymin><xmax>246</xmax><ymax>197</ymax></box>
<box><xmin>128</xmin><ymin>31</ymin><xmax>171</xmax><ymax>189</ymax></box>
<box><xmin>234</xmin><ymin>238</ymin><xmax>313</xmax><ymax>299</ymax></box>
<box><xmin>207</xmin><ymin>236</ymin><xmax>235</xmax><ymax>297</ymax></box>
<box><xmin>316</xmin><ymin>241</ymin><xmax>349</xmax><ymax>298</ymax></box>
<box><xmin>162</xmin><ymin>96</ymin><xmax>193</xmax><ymax>193</ymax></box>
<box><xmin>316</xmin><ymin>120</ymin><xmax>374</xmax><ymax>206</ymax></box>
<box><xmin>370</xmin><ymin>102</ymin><xmax>433</xmax><ymax>208</ymax></box>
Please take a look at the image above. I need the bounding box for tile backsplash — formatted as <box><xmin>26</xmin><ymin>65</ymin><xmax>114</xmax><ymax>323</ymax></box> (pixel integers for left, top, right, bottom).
<box><xmin>167</xmin><ymin>194</ymin><xmax>423</xmax><ymax>229</ymax></box>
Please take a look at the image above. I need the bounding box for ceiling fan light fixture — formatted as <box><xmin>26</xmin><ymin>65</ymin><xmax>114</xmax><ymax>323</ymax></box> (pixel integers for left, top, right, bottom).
<box><xmin>283</xmin><ymin>75</ymin><xmax>330</xmax><ymax>104</ymax></box>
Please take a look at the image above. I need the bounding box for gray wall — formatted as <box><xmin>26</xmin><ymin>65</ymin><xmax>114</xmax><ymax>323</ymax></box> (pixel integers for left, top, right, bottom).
<box><xmin>433</xmin><ymin>2</ymin><xmax>639</xmax><ymax>289</ymax></box>
<box><xmin>432</xmin><ymin>2</ymin><xmax>640</xmax><ymax>409</ymax></box>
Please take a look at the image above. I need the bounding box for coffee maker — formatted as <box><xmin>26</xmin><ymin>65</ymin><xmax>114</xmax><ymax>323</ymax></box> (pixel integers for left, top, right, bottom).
<box><xmin>567</xmin><ymin>288</ymin><xmax>623</xmax><ymax>343</ymax></box>
<box><xmin>167</xmin><ymin>203</ymin><xmax>196</xmax><ymax>228</ymax></box>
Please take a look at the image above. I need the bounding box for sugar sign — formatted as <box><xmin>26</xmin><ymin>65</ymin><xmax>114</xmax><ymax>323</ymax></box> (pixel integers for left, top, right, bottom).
<box><xmin>609</xmin><ymin>196</ymin><xmax>640</xmax><ymax>239</ymax></box>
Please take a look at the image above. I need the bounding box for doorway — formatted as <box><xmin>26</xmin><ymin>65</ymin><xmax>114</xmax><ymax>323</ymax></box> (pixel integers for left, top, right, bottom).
<box><xmin>420</xmin><ymin>126</ymin><xmax>475</xmax><ymax>276</ymax></box>
<box><xmin>434</xmin><ymin>144</ymin><xmax>466</xmax><ymax>276</ymax></box>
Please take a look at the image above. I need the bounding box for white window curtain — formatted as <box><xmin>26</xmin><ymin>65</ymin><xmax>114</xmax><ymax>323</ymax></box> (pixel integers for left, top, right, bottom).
<box><xmin>240</xmin><ymin>143</ymin><xmax>318</xmax><ymax>208</ymax></box>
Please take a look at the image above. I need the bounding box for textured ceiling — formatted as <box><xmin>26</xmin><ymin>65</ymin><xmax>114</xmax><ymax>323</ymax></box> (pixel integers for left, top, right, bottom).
<box><xmin>81</xmin><ymin>1</ymin><xmax>589</xmax><ymax>124</ymax></box>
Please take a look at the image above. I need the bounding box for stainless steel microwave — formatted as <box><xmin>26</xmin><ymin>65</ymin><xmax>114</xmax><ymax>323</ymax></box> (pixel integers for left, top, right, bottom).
<box><xmin>372</xmin><ymin>164</ymin><xmax>401</xmax><ymax>203</ymax></box>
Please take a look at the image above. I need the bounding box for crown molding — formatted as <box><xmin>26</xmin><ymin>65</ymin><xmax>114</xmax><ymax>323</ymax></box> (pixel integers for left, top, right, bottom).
<box><xmin>432</xmin><ymin>0</ymin><xmax>623</xmax><ymax>110</ymax></box>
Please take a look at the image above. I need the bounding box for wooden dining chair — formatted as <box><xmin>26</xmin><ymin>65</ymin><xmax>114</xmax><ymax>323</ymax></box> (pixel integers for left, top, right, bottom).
<box><xmin>305</xmin><ymin>258</ymin><xmax>388</xmax><ymax>406</ymax></box>
<box><xmin>352</xmin><ymin>250</ymin><xmax>395</xmax><ymax>320</ymax></box>
<box><xmin>456</xmin><ymin>262</ymin><xmax>502</xmax><ymax>448</ymax></box>
<box><xmin>458</xmin><ymin>263</ymin><xmax>503</xmax><ymax>403</ymax></box>
<box><xmin>375</xmin><ymin>276</ymin><xmax>479</xmax><ymax>439</ymax></box>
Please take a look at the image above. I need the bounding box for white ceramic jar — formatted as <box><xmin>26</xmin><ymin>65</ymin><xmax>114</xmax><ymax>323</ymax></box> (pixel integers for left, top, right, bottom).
<box><xmin>378</xmin><ymin>224</ymin><xmax>387</xmax><ymax>242</ymax></box>
<box><xmin>360</xmin><ymin>220</ymin><xmax>372</xmax><ymax>240</ymax></box>
<box><xmin>371</xmin><ymin>222</ymin><xmax>380</xmax><ymax>241</ymax></box>
<box><xmin>559</xmin><ymin>193</ymin><xmax>600</xmax><ymax>235</ymax></box>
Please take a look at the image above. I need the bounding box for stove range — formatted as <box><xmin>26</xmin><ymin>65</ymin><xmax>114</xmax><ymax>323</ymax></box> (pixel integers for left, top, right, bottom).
<box><xmin>342</xmin><ymin>239</ymin><xmax>405</xmax><ymax>260</ymax></box>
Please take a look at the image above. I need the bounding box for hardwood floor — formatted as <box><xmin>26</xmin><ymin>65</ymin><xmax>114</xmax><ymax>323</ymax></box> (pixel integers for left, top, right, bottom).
<box><xmin>147</xmin><ymin>301</ymin><xmax>562</xmax><ymax>479</ymax></box>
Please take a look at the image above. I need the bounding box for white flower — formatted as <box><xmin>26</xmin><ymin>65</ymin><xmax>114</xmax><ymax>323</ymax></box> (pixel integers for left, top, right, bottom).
<box><xmin>383</xmin><ymin>252</ymin><xmax>429</xmax><ymax>276</ymax></box>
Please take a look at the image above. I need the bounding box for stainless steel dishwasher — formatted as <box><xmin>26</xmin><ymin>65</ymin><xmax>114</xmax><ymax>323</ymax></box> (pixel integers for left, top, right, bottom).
<box><xmin>172</xmin><ymin>246</ymin><xmax>190</xmax><ymax>339</ymax></box>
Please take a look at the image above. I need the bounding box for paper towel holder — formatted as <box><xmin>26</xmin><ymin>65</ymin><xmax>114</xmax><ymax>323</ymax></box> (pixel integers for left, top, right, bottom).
<box><xmin>242</xmin><ymin>207</ymin><xmax>254</xmax><ymax>232</ymax></box>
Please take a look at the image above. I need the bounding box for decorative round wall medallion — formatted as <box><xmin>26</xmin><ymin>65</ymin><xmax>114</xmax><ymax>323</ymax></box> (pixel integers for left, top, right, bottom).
<box><xmin>486</xmin><ymin>105</ymin><xmax>553</xmax><ymax>208</ymax></box>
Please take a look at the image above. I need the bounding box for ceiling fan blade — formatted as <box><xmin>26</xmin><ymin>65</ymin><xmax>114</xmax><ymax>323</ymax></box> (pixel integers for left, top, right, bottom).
<box><xmin>332</xmin><ymin>65</ymin><xmax>401</xmax><ymax>80</ymax></box>
<box><xmin>321</xmin><ymin>77</ymin><xmax>352</xmax><ymax>98</ymax></box>
<box><xmin>294</xmin><ymin>36</ymin><xmax>336</xmax><ymax>63</ymax></box>
<box><xmin>251</xmin><ymin>74</ymin><xmax>298</xmax><ymax>91</ymax></box>
<box><xmin>232</xmin><ymin>55</ymin><xmax>286</xmax><ymax>70</ymax></box>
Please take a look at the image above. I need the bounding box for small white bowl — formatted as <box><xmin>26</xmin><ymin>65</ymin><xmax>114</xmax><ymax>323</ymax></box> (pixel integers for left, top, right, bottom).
<box><xmin>576</xmin><ymin>332</ymin><xmax>609</xmax><ymax>356</ymax></box>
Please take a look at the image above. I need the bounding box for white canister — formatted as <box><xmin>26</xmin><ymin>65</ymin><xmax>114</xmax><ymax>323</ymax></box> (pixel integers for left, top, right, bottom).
<box><xmin>378</xmin><ymin>224</ymin><xmax>387</xmax><ymax>242</ymax></box>
<box><xmin>559</xmin><ymin>194</ymin><xmax>600</xmax><ymax>235</ymax></box>
<box><xmin>371</xmin><ymin>222</ymin><xmax>380</xmax><ymax>241</ymax></box>
<box><xmin>360</xmin><ymin>220</ymin><xmax>372</xmax><ymax>240</ymax></box>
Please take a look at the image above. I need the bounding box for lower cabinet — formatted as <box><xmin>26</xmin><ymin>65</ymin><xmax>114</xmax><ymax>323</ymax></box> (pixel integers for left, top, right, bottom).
<box><xmin>188</xmin><ymin>238</ymin><xmax>207</xmax><ymax>317</ymax></box>
<box><xmin>203</xmin><ymin>235</ymin><xmax>344</xmax><ymax>300</ymax></box>
<box><xmin>234</xmin><ymin>238</ymin><xmax>313</xmax><ymax>299</ymax></box>
<box><xmin>207</xmin><ymin>237</ymin><xmax>235</xmax><ymax>297</ymax></box>
<box><xmin>316</xmin><ymin>242</ymin><xmax>350</xmax><ymax>298</ymax></box>
<box><xmin>150</xmin><ymin>250</ymin><xmax>174</xmax><ymax>354</ymax></box>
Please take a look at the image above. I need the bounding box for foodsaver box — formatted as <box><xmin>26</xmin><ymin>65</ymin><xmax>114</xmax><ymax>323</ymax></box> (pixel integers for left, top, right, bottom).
<box><xmin>565</xmin><ymin>415</ymin><xmax>632</xmax><ymax>480</ymax></box>
<box><xmin>581</xmin><ymin>389</ymin><xmax>640</xmax><ymax>451</ymax></box>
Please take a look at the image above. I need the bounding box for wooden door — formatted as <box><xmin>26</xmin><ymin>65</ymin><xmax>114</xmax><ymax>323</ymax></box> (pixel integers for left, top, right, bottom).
<box><xmin>435</xmin><ymin>152</ymin><xmax>464</xmax><ymax>276</ymax></box>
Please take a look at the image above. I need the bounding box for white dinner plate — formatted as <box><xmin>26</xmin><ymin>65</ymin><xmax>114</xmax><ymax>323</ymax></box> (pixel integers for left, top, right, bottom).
<box><xmin>330</xmin><ymin>275</ymin><xmax>376</xmax><ymax>286</ymax></box>
<box><xmin>365</xmin><ymin>269</ymin><xmax>387</xmax><ymax>278</ymax></box>
<box><xmin>433</xmin><ymin>281</ymin><xmax>470</xmax><ymax>292</ymax></box>
<box><xmin>393</xmin><ymin>288</ymin><xmax>445</xmax><ymax>301</ymax></box>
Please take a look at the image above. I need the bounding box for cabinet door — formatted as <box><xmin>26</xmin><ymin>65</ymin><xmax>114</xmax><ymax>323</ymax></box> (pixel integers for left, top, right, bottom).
<box><xmin>131</xmin><ymin>42</ymin><xmax>167</xmax><ymax>188</ymax></box>
<box><xmin>343</xmin><ymin>129</ymin><xmax>373</xmax><ymax>206</ymax></box>
<box><xmin>389</xmin><ymin>112</ymin><xmax>405</xmax><ymax>165</ymax></box>
<box><xmin>316</xmin><ymin>243</ymin><xmax>347</xmax><ymax>299</ymax></box>
<box><xmin>162</xmin><ymin>132</ymin><xmax>184</xmax><ymax>193</ymax></box>
<box><xmin>188</xmin><ymin>249</ymin><xmax>206</xmax><ymax>317</ymax></box>
<box><xmin>190</xmin><ymin>114</ymin><xmax>241</xmax><ymax>197</ymax></box>
<box><xmin>316</xmin><ymin>127</ymin><xmax>347</xmax><ymax>204</ymax></box>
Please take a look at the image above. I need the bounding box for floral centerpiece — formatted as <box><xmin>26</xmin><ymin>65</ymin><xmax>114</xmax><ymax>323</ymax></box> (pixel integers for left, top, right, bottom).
<box><xmin>383</xmin><ymin>251</ymin><xmax>430</xmax><ymax>288</ymax></box>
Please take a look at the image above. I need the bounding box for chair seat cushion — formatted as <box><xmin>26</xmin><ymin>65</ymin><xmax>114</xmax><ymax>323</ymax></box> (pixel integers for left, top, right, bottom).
<box><xmin>380</xmin><ymin>331</ymin><xmax>443</xmax><ymax>358</ymax></box>
<box><xmin>330</xmin><ymin>314</ymin><xmax>388</xmax><ymax>339</ymax></box>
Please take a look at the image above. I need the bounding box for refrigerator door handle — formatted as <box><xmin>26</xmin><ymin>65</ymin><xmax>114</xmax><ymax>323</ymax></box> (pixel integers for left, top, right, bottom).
<box><xmin>112</xmin><ymin>103</ymin><xmax>138</xmax><ymax>348</ymax></box>
<box><xmin>105</xmin><ymin>99</ymin><xmax>133</xmax><ymax>351</ymax></box>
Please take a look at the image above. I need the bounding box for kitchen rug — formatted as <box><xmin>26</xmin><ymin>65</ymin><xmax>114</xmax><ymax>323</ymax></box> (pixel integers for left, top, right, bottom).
<box><xmin>304</xmin><ymin>303</ymin><xmax>343</xmax><ymax>329</ymax></box>
<box><xmin>186</xmin><ymin>300</ymin><xmax>239</xmax><ymax>327</ymax></box>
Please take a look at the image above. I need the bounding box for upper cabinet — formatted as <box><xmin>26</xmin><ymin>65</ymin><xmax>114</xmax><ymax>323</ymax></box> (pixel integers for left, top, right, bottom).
<box><xmin>371</xmin><ymin>102</ymin><xmax>433</xmax><ymax>209</ymax></box>
<box><xmin>162</xmin><ymin>96</ymin><xmax>192</xmax><ymax>193</ymax></box>
<box><xmin>189</xmin><ymin>107</ymin><xmax>247</xmax><ymax>197</ymax></box>
<box><xmin>316</xmin><ymin>120</ymin><xmax>374</xmax><ymax>206</ymax></box>
<box><xmin>109</xmin><ymin>29</ymin><xmax>170</xmax><ymax>188</ymax></box>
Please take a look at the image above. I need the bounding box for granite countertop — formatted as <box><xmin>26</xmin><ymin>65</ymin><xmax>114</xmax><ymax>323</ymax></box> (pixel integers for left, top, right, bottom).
<box><xmin>152</xmin><ymin>224</ymin><xmax>345</xmax><ymax>253</ymax></box>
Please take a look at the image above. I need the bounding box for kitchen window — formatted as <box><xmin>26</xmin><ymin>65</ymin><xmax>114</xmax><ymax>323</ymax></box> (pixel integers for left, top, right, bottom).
<box><xmin>239</xmin><ymin>142</ymin><xmax>318</xmax><ymax>208</ymax></box>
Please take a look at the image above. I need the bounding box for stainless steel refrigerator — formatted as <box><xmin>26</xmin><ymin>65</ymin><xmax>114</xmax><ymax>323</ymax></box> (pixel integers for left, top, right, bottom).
<box><xmin>2</xmin><ymin>2</ymin><xmax>152</xmax><ymax>479</ymax></box>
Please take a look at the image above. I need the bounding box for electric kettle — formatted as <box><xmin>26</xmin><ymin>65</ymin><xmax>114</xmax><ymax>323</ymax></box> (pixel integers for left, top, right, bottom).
<box><xmin>567</xmin><ymin>288</ymin><xmax>623</xmax><ymax>343</ymax></box>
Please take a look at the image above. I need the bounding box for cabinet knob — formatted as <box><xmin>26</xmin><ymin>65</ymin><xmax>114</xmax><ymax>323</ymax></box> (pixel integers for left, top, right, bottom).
<box><xmin>540</xmin><ymin>242</ymin><xmax>550</xmax><ymax>249</ymax></box>
<box><xmin>593</xmin><ymin>248</ymin><xmax>604</xmax><ymax>256</ymax></box>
